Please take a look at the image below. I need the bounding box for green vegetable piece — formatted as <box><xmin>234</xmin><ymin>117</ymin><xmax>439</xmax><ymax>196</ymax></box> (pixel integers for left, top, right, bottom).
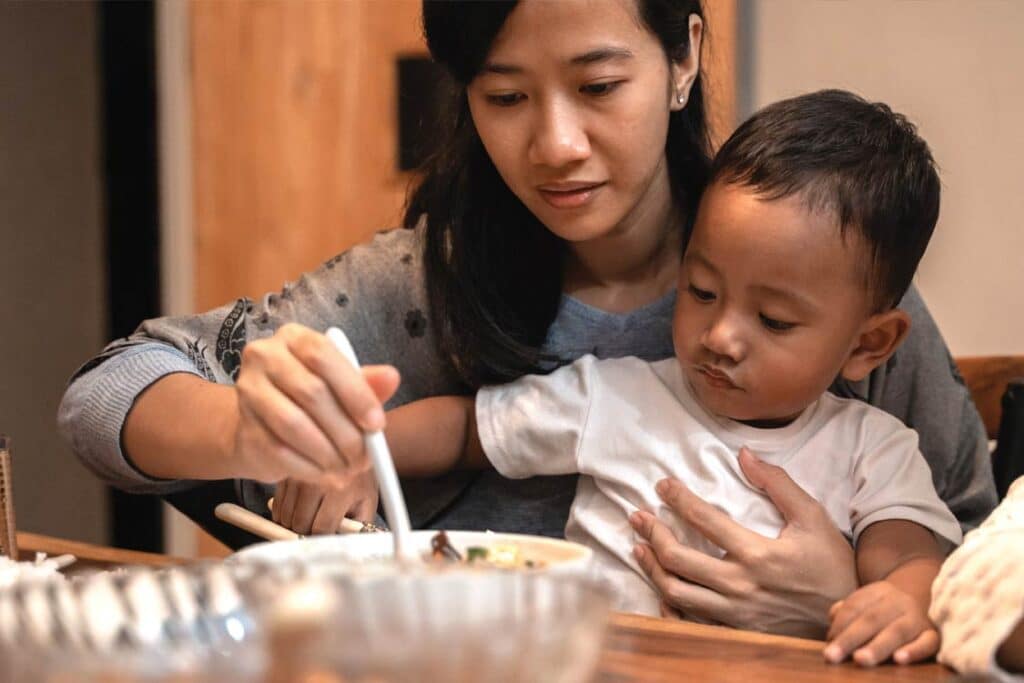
<box><xmin>466</xmin><ymin>547</ymin><xmax>488</xmax><ymax>562</ymax></box>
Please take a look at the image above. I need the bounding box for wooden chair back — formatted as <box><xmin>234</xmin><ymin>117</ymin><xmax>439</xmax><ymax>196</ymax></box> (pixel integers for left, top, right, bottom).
<box><xmin>955</xmin><ymin>356</ymin><xmax>1024</xmax><ymax>440</ymax></box>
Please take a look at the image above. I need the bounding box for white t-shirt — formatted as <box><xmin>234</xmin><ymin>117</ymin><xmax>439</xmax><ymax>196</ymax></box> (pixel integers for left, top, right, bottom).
<box><xmin>477</xmin><ymin>355</ymin><xmax>964</xmax><ymax>616</ymax></box>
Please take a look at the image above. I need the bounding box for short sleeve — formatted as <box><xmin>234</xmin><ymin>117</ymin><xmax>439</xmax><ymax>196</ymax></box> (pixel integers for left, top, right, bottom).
<box><xmin>849</xmin><ymin>412</ymin><xmax>963</xmax><ymax>547</ymax></box>
<box><xmin>476</xmin><ymin>355</ymin><xmax>599</xmax><ymax>479</ymax></box>
<box><xmin>841</xmin><ymin>286</ymin><xmax>998</xmax><ymax>532</ymax></box>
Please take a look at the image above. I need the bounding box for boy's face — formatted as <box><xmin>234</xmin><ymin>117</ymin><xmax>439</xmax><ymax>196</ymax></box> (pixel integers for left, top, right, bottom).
<box><xmin>674</xmin><ymin>182</ymin><xmax>875</xmax><ymax>425</ymax></box>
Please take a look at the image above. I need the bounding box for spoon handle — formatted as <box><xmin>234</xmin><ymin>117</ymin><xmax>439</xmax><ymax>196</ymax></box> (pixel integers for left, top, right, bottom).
<box><xmin>325</xmin><ymin>327</ymin><xmax>416</xmax><ymax>562</ymax></box>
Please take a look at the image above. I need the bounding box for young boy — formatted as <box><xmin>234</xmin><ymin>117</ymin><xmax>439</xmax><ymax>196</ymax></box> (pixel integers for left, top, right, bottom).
<box><xmin>292</xmin><ymin>90</ymin><xmax>962</xmax><ymax>666</ymax></box>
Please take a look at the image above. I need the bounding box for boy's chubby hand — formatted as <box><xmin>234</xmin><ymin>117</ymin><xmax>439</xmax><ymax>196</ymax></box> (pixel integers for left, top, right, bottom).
<box><xmin>272</xmin><ymin>470</ymin><xmax>378</xmax><ymax>535</ymax></box>
<box><xmin>824</xmin><ymin>581</ymin><xmax>939</xmax><ymax>667</ymax></box>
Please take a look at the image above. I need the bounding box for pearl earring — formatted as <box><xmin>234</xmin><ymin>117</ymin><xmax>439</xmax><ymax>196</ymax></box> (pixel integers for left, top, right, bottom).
<box><xmin>677</xmin><ymin>92</ymin><xmax>686</xmax><ymax>106</ymax></box>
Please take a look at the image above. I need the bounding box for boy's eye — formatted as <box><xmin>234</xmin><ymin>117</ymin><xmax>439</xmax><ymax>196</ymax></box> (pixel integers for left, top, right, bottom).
<box><xmin>580</xmin><ymin>80</ymin><xmax>623</xmax><ymax>97</ymax></box>
<box><xmin>486</xmin><ymin>92</ymin><xmax>526</xmax><ymax>107</ymax></box>
<box><xmin>688</xmin><ymin>284</ymin><xmax>715</xmax><ymax>302</ymax></box>
<box><xmin>759</xmin><ymin>314</ymin><xmax>795</xmax><ymax>332</ymax></box>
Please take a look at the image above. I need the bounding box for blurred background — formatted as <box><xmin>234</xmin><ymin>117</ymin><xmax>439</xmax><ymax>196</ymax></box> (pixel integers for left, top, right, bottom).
<box><xmin>1</xmin><ymin>0</ymin><xmax>1021</xmax><ymax>556</ymax></box>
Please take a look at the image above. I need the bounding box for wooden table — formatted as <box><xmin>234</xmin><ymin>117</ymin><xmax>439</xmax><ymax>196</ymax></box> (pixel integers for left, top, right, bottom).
<box><xmin>11</xmin><ymin>533</ymin><xmax>955</xmax><ymax>682</ymax></box>
<box><xmin>600</xmin><ymin>613</ymin><xmax>952</xmax><ymax>682</ymax></box>
<box><xmin>16</xmin><ymin>531</ymin><xmax>185</xmax><ymax>571</ymax></box>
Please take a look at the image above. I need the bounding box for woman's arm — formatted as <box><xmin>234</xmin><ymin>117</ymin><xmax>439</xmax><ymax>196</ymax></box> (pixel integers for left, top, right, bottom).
<box><xmin>58</xmin><ymin>227</ymin><xmax>452</xmax><ymax>493</ymax></box>
<box><xmin>122</xmin><ymin>350</ymin><xmax>398</xmax><ymax>484</ymax></box>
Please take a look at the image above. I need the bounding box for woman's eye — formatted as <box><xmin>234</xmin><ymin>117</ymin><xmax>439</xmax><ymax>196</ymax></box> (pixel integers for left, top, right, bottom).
<box><xmin>580</xmin><ymin>81</ymin><xmax>623</xmax><ymax>97</ymax></box>
<box><xmin>759</xmin><ymin>314</ymin><xmax>795</xmax><ymax>332</ymax></box>
<box><xmin>688</xmin><ymin>284</ymin><xmax>715</xmax><ymax>302</ymax></box>
<box><xmin>486</xmin><ymin>92</ymin><xmax>525</xmax><ymax>107</ymax></box>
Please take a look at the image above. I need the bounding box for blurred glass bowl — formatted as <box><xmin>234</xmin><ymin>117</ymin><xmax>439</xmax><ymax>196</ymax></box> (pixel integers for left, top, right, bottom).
<box><xmin>260</xmin><ymin>568</ymin><xmax>612</xmax><ymax>683</ymax></box>
<box><xmin>0</xmin><ymin>563</ymin><xmax>266</xmax><ymax>683</ymax></box>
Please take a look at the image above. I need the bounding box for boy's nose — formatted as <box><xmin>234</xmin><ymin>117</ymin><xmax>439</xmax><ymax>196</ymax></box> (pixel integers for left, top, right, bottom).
<box><xmin>528</xmin><ymin>99</ymin><xmax>591</xmax><ymax>168</ymax></box>
<box><xmin>701</xmin><ymin>315</ymin><xmax>746</xmax><ymax>363</ymax></box>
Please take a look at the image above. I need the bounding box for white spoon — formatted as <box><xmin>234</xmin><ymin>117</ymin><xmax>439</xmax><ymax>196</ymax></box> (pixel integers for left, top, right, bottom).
<box><xmin>326</xmin><ymin>327</ymin><xmax>417</xmax><ymax>564</ymax></box>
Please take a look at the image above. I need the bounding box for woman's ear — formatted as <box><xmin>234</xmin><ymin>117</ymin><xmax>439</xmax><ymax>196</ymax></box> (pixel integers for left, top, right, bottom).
<box><xmin>670</xmin><ymin>14</ymin><xmax>703</xmax><ymax>112</ymax></box>
<box><xmin>840</xmin><ymin>309</ymin><xmax>912</xmax><ymax>382</ymax></box>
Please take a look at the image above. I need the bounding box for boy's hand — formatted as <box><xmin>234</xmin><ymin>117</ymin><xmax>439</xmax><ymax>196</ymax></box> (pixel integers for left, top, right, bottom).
<box><xmin>272</xmin><ymin>470</ymin><xmax>378</xmax><ymax>535</ymax></box>
<box><xmin>824</xmin><ymin>581</ymin><xmax>939</xmax><ymax>667</ymax></box>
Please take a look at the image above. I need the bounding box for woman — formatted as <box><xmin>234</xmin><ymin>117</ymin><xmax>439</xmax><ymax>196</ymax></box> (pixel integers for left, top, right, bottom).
<box><xmin>59</xmin><ymin>0</ymin><xmax>996</xmax><ymax>637</ymax></box>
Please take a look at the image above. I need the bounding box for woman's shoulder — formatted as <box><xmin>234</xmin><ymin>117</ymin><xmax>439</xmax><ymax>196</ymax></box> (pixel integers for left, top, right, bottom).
<box><xmin>320</xmin><ymin>224</ymin><xmax>425</xmax><ymax>273</ymax></box>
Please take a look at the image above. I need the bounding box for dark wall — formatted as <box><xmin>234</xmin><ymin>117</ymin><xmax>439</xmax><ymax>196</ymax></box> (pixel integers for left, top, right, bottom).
<box><xmin>0</xmin><ymin>1</ymin><xmax>109</xmax><ymax>544</ymax></box>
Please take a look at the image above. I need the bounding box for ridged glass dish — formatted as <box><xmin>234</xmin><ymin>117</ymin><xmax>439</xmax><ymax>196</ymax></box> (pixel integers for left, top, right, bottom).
<box><xmin>260</xmin><ymin>568</ymin><xmax>612</xmax><ymax>683</ymax></box>
<box><xmin>0</xmin><ymin>557</ymin><xmax>610</xmax><ymax>683</ymax></box>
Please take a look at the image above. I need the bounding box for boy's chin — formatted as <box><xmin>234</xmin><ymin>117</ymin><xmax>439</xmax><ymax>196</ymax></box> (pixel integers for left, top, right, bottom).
<box><xmin>697</xmin><ymin>393</ymin><xmax>793</xmax><ymax>427</ymax></box>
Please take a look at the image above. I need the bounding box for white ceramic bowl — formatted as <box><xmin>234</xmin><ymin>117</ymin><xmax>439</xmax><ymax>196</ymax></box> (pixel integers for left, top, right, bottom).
<box><xmin>229</xmin><ymin>530</ymin><xmax>593</xmax><ymax>577</ymax></box>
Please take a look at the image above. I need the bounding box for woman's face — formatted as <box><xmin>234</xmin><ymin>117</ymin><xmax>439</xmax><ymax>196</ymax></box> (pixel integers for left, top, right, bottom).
<box><xmin>466</xmin><ymin>0</ymin><xmax>699</xmax><ymax>245</ymax></box>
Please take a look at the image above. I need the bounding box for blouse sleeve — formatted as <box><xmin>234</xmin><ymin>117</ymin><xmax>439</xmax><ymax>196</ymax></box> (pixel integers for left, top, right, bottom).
<box><xmin>57</xmin><ymin>226</ymin><xmax>460</xmax><ymax>494</ymax></box>
<box><xmin>930</xmin><ymin>477</ymin><xmax>1024</xmax><ymax>681</ymax></box>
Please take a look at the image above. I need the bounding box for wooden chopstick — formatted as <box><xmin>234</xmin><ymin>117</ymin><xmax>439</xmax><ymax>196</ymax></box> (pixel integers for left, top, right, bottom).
<box><xmin>214</xmin><ymin>503</ymin><xmax>300</xmax><ymax>542</ymax></box>
<box><xmin>0</xmin><ymin>436</ymin><xmax>18</xmax><ymax>559</ymax></box>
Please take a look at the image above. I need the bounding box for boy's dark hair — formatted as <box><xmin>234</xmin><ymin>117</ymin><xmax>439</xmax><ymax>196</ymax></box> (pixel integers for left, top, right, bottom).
<box><xmin>710</xmin><ymin>89</ymin><xmax>940</xmax><ymax>310</ymax></box>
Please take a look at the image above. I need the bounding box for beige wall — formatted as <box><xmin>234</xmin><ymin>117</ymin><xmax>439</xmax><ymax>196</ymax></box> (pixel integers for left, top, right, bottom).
<box><xmin>744</xmin><ymin>0</ymin><xmax>1024</xmax><ymax>355</ymax></box>
<box><xmin>0</xmin><ymin>2</ymin><xmax>108</xmax><ymax>543</ymax></box>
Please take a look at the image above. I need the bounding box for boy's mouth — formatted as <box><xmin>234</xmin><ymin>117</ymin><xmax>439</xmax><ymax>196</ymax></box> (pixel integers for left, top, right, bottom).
<box><xmin>697</xmin><ymin>365</ymin><xmax>740</xmax><ymax>390</ymax></box>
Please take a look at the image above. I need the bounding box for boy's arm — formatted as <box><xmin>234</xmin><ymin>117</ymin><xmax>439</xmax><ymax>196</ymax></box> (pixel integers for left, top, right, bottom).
<box><xmin>856</xmin><ymin>519</ymin><xmax>944</xmax><ymax>605</ymax></box>
<box><xmin>384</xmin><ymin>396</ymin><xmax>488</xmax><ymax>477</ymax></box>
<box><xmin>824</xmin><ymin>519</ymin><xmax>944</xmax><ymax>666</ymax></box>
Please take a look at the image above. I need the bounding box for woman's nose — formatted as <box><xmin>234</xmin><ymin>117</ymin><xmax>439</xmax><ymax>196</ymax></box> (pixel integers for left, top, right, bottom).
<box><xmin>528</xmin><ymin>99</ymin><xmax>590</xmax><ymax>168</ymax></box>
<box><xmin>701</xmin><ymin>314</ymin><xmax>746</xmax><ymax>363</ymax></box>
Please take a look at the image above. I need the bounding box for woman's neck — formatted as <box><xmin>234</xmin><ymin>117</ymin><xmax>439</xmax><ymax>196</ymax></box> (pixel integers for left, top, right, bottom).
<box><xmin>563</xmin><ymin>171</ymin><xmax>683</xmax><ymax>313</ymax></box>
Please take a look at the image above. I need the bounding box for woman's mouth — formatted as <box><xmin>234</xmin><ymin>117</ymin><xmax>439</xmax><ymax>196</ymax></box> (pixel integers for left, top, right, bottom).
<box><xmin>537</xmin><ymin>182</ymin><xmax>605</xmax><ymax>209</ymax></box>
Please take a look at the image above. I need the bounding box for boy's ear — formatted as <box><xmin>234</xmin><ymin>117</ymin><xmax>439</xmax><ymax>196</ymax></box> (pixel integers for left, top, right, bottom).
<box><xmin>840</xmin><ymin>309</ymin><xmax>911</xmax><ymax>382</ymax></box>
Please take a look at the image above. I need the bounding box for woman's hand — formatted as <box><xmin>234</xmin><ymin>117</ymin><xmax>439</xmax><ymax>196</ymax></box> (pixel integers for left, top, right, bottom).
<box><xmin>231</xmin><ymin>323</ymin><xmax>400</xmax><ymax>483</ymax></box>
<box><xmin>273</xmin><ymin>473</ymin><xmax>379</xmax><ymax>535</ymax></box>
<box><xmin>631</xmin><ymin>447</ymin><xmax>858</xmax><ymax>637</ymax></box>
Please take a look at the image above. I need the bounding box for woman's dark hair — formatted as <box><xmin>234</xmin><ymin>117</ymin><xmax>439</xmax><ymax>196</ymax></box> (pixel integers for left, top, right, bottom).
<box><xmin>406</xmin><ymin>0</ymin><xmax>711</xmax><ymax>388</ymax></box>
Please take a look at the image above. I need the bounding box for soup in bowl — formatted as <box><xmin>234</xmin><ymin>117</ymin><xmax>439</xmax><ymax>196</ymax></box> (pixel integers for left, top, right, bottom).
<box><xmin>229</xmin><ymin>530</ymin><xmax>592</xmax><ymax>576</ymax></box>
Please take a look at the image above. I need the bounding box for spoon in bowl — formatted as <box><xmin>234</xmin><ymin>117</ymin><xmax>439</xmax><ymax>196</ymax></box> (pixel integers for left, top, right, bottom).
<box><xmin>325</xmin><ymin>327</ymin><xmax>417</xmax><ymax>564</ymax></box>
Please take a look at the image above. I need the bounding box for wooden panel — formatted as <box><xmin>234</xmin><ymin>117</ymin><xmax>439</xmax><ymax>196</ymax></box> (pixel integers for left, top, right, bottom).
<box><xmin>703</xmin><ymin>0</ymin><xmax>738</xmax><ymax>148</ymax></box>
<box><xmin>956</xmin><ymin>356</ymin><xmax>1024</xmax><ymax>439</ymax></box>
<box><xmin>191</xmin><ymin>0</ymin><xmax>422</xmax><ymax>309</ymax></box>
<box><xmin>190</xmin><ymin>0</ymin><xmax>738</xmax><ymax>310</ymax></box>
